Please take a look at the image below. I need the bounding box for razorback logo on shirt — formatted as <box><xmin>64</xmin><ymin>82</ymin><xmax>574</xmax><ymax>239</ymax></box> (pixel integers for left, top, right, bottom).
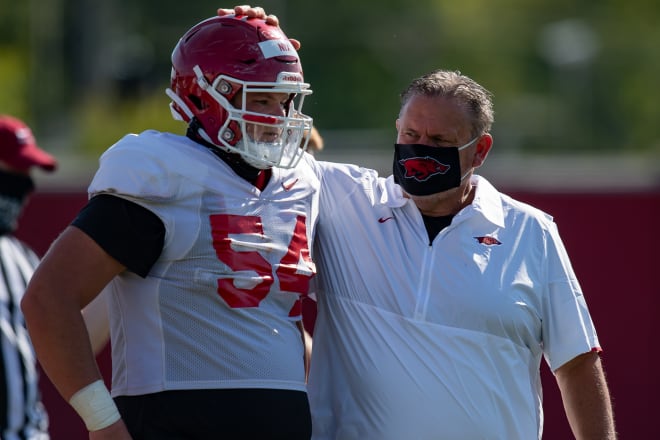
<box><xmin>474</xmin><ymin>236</ymin><xmax>502</xmax><ymax>246</ymax></box>
<box><xmin>398</xmin><ymin>157</ymin><xmax>450</xmax><ymax>181</ymax></box>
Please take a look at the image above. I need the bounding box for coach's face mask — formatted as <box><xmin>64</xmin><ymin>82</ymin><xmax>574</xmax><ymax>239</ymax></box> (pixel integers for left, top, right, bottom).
<box><xmin>0</xmin><ymin>169</ymin><xmax>34</xmax><ymax>235</ymax></box>
<box><xmin>392</xmin><ymin>137</ymin><xmax>478</xmax><ymax>196</ymax></box>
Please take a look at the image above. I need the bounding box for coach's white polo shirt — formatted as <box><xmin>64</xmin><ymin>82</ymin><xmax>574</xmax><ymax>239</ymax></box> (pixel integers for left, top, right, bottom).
<box><xmin>305</xmin><ymin>159</ymin><xmax>600</xmax><ymax>440</ymax></box>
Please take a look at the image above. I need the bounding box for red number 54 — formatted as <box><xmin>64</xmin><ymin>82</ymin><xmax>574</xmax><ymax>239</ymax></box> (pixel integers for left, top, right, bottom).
<box><xmin>210</xmin><ymin>213</ymin><xmax>315</xmax><ymax>314</ymax></box>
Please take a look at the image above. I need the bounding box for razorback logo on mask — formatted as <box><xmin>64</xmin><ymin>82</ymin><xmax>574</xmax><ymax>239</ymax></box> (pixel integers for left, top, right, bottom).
<box><xmin>398</xmin><ymin>157</ymin><xmax>450</xmax><ymax>181</ymax></box>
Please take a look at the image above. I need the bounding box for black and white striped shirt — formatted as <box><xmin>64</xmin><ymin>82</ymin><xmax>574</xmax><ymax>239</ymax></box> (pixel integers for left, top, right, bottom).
<box><xmin>0</xmin><ymin>235</ymin><xmax>48</xmax><ymax>440</ymax></box>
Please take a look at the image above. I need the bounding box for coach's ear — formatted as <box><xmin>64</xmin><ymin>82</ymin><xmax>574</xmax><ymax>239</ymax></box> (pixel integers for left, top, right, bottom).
<box><xmin>472</xmin><ymin>133</ymin><xmax>493</xmax><ymax>168</ymax></box>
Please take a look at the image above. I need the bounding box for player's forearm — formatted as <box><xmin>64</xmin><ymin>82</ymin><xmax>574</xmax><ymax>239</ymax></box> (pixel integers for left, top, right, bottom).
<box><xmin>21</xmin><ymin>226</ymin><xmax>122</xmax><ymax>400</ymax></box>
<box><xmin>22</xmin><ymin>281</ymin><xmax>103</xmax><ymax>400</ymax></box>
<box><xmin>23</xmin><ymin>286</ymin><xmax>126</xmax><ymax>434</ymax></box>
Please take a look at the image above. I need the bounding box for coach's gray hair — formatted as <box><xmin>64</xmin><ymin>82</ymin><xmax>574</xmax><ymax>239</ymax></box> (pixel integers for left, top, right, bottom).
<box><xmin>399</xmin><ymin>70</ymin><xmax>494</xmax><ymax>137</ymax></box>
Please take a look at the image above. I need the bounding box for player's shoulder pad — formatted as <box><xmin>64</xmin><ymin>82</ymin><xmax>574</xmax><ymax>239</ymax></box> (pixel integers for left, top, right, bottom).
<box><xmin>89</xmin><ymin>130</ymin><xmax>205</xmax><ymax>200</ymax></box>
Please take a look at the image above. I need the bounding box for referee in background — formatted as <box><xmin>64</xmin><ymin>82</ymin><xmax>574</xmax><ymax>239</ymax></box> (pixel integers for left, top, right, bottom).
<box><xmin>0</xmin><ymin>115</ymin><xmax>57</xmax><ymax>439</ymax></box>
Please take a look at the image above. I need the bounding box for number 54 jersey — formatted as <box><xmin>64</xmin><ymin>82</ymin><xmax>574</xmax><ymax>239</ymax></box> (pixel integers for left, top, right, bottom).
<box><xmin>87</xmin><ymin>130</ymin><xmax>320</xmax><ymax>397</ymax></box>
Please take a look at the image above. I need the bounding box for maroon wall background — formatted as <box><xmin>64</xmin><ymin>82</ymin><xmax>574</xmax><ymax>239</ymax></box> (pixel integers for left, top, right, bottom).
<box><xmin>15</xmin><ymin>189</ymin><xmax>660</xmax><ymax>439</ymax></box>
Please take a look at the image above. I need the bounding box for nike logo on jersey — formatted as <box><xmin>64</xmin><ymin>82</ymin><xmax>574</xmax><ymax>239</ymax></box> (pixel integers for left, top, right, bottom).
<box><xmin>378</xmin><ymin>216</ymin><xmax>394</xmax><ymax>223</ymax></box>
<box><xmin>474</xmin><ymin>236</ymin><xmax>502</xmax><ymax>245</ymax></box>
<box><xmin>282</xmin><ymin>178</ymin><xmax>299</xmax><ymax>191</ymax></box>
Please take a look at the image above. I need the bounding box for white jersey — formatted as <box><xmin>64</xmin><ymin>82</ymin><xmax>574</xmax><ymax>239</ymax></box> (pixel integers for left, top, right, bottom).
<box><xmin>305</xmin><ymin>158</ymin><xmax>599</xmax><ymax>440</ymax></box>
<box><xmin>88</xmin><ymin>130</ymin><xmax>319</xmax><ymax>397</ymax></box>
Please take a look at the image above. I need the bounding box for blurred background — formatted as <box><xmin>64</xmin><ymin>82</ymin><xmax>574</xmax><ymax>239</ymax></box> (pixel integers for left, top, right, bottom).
<box><xmin>4</xmin><ymin>0</ymin><xmax>659</xmax><ymax>439</ymax></box>
<box><xmin>1</xmin><ymin>0</ymin><xmax>659</xmax><ymax>189</ymax></box>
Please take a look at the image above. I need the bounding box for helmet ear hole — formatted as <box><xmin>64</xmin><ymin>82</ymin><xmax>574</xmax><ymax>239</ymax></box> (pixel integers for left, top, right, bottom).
<box><xmin>187</xmin><ymin>95</ymin><xmax>206</xmax><ymax>111</ymax></box>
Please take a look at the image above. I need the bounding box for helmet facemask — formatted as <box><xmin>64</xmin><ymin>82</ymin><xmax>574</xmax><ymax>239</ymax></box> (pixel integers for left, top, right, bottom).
<box><xmin>212</xmin><ymin>73</ymin><xmax>313</xmax><ymax>169</ymax></box>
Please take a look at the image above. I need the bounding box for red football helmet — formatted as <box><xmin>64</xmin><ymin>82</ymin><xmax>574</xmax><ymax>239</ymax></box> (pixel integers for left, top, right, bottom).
<box><xmin>166</xmin><ymin>15</ymin><xmax>313</xmax><ymax>169</ymax></box>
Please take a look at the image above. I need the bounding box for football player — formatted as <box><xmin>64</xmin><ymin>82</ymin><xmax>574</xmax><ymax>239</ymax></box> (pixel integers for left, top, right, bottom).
<box><xmin>22</xmin><ymin>12</ymin><xmax>319</xmax><ymax>440</ymax></box>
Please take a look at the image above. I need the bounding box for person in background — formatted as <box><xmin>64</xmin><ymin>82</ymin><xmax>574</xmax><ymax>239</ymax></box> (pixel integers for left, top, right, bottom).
<box><xmin>304</xmin><ymin>69</ymin><xmax>617</xmax><ymax>439</ymax></box>
<box><xmin>0</xmin><ymin>115</ymin><xmax>57</xmax><ymax>440</ymax></box>
<box><xmin>21</xmin><ymin>7</ymin><xmax>319</xmax><ymax>440</ymax></box>
<box><xmin>306</xmin><ymin>126</ymin><xmax>324</xmax><ymax>155</ymax></box>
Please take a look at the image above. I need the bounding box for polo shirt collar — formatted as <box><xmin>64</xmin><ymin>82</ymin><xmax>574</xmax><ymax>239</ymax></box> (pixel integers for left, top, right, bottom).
<box><xmin>469</xmin><ymin>175</ymin><xmax>506</xmax><ymax>228</ymax></box>
<box><xmin>381</xmin><ymin>174</ymin><xmax>505</xmax><ymax>228</ymax></box>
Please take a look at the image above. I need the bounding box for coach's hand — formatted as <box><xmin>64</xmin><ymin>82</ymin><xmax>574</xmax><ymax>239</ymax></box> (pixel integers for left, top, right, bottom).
<box><xmin>217</xmin><ymin>5</ymin><xmax>301</xmax><ymax>50</ymax></box>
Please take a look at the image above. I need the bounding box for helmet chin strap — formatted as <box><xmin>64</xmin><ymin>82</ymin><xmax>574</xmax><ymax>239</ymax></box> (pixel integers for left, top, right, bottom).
<box><xmin>186</xmin><ymin>117</ymin><xmax>233</xmax><ymax>157</ymax></box>
<box><xmin>186</xmin><ymin>122</ymin><xmax>264</xmax><ymax>182</ymax></box>
<box><xmin>195</xmin><ymin>126</ymin><xmax>216</xmax><ymax>146</ymax></box>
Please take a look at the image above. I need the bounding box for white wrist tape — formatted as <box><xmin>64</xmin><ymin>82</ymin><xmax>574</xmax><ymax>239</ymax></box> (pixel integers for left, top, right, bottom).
<box><xmin>68</xmin><ymin>380</ymin><xmax>121</xmax><ymax>431</ymax></box>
